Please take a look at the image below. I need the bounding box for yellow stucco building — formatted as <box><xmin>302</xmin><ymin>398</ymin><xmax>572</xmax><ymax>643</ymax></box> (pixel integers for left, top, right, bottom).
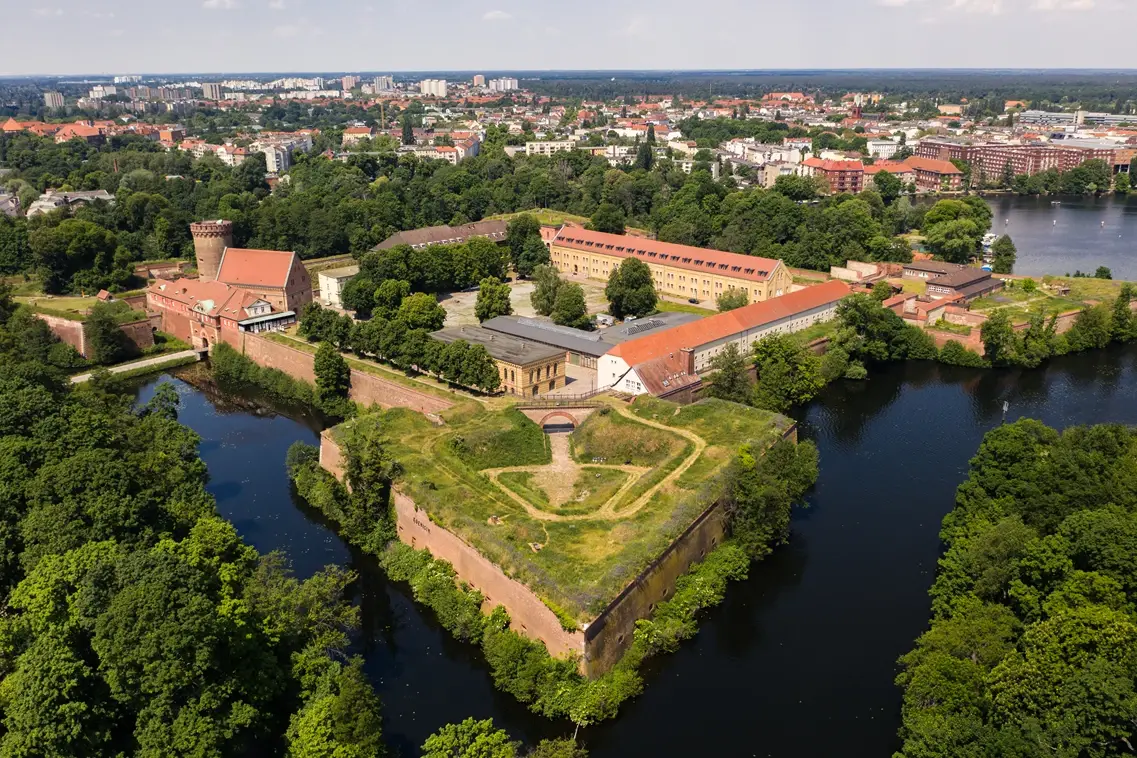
<box><xmin>548</xmin><ymin>227</ymin><xmax>794</xmax><ymax>305</ymax></box>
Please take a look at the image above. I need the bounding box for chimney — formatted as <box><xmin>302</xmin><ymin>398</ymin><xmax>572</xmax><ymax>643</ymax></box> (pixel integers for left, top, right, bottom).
<box><xmin>680</xmin><ymin>347</ymin><xmax>694</xmax><ymax>375</ymax></box>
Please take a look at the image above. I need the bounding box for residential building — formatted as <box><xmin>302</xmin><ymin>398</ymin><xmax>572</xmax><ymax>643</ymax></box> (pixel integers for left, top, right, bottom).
<box><xmin>54</xmin><ymin>123</ymin><xmax>105</xmax><ymax>145</ymax></box>
<box><xmin>43</xmin><ymin>91</ymin><xmax>64</xmax><ymax>109</ymax></box>
<box><xmin>937</xmin><ymin>104</ymin><xmax>963</xmax><ymax>116</ymax></box>
<box><xmin>864</xmin><ymin>160</ymin><xmax>916</xmax><ymax>189</ymax></box>
<box><xmin>473</xmin><ymin>74</ymin><xmax>486</xmax><ymax>87</ymax></box>
<box><xmin>678</xmin><ymin>159</ymin><xmax>720</xmax><ymax>179</ymax></box>
<box><xmin>916</xmin><ymin>138</ymin><xmax>1130</xmax><ymax>180</ymax></box>
<box><xmin>866</xmin><ymin>139</ymin><xmax>898</xmax><ymax>159</ymax></box>
<box><xmin>488</xmin><ymin>77</ymin><xmax>519</xmax><ymax>92</ymax></box>
<box><xmin>373</xmin><ymin>219</ymin><xmax>508</xmax><ymax>250</ymax></box>
<box><xmin>429</xmin><ymin>326</ymin><xmax>566</xmax><ymax>396</ymax></box>
<box><xmin>904</xmin><ymin>156</ymin><xmax>964</xmax><ymax>192</ymax></box>
<box><xmin>341</xmin><ymin>75</ymin><xmax>360</xmax><ymax>91</ymax></box>
<box><xmin>215</xmin><ymin>247</ymin><xmax>313</xmax><ymax>313</ymax></box>
<box><xmin>802</xmin><ymin>157</ymin><xmax>864</xmax><ymax>193</ymax></box>
<box><xmin>549</xmin><ymin>227</ymin><xmax>794</xmax><ymax>305</ymax></box>
<box><xmin>525</xmin><ymin>140</ymin><xmax>577</xmax><ymax>156</ymax></box>
<box><xmin>0</xmin><ymin>194</ymin><xmax>21</xmax><ymax>218</ymax></box>
<box><xmin>342</xmin><ymin>125</ymin><xmax>375</xmax><ymax>146</ymax></box>
<box><xmin>419</xmin><ymin>79</ymin><xmax>448</xmax><ymax>98</ymax></box>
<box><xmin>89</xmin><ymin>85</ymin><xmax>117</xmax><ymax>99</ymax></box>
<box><xmin>1018</xmin><ymin>109</ymin><xmax>1134</xmax><ymax>128</ymax></box>
<box><xmin>201</xmin><ymin>83</ymin><xmax>224</xmax><ymax>100</ymax></box>
<box><xmin>374</xmin><ymin>75</ymin><xmax>395</xmax><ymax>91</ymax></box>
<box><xmin>27</xmin><ymin>189</ymin><xmax>115</xmax><ymax>217</ymax></box>
<box><xmin>761</xmin><ymin>161</ymin><xmax>805</xmax><ymax>188</ymax></box>
<box><xmin>598</xmin><ymin>281</ymin><xmax>851</xmax><ymax>397</ymax></box>
<box><xmin>317</xmin><ymin>265</ymin><xmax>360</xmax><ymax>309</ymax></box>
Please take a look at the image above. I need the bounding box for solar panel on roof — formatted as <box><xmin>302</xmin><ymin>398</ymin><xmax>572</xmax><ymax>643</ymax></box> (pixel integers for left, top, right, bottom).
<box><xmin>622</xmin><ymin>318</ymin><xmax>665</xmax><ymax>336</ymax></box>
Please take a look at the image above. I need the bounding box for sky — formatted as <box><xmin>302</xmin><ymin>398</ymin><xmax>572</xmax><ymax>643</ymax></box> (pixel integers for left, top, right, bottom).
<box><xmin>4</xmin><ymin>0</ymin><xmax>1136</xmax><ymax>75</ymax></box>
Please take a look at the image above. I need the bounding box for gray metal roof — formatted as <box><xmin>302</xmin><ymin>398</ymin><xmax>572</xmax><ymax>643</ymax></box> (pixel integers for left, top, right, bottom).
<box><xmin>479</xmin><ymin>312</ymin><xmax>703</xmax><ymax>357</ymax></box>
<box><xmin>430</xmin><ymin>325</ymin><xmax>565</xmax><ymax>365</ymax></box>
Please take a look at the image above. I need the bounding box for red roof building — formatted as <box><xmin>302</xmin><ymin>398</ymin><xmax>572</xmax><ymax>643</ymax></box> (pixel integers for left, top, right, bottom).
<box><xmin>216</xmin><ymin>248</ymin><xmax>312</xmax><ymax>313</ymax></box>
<box><xmin>903</xmin><ymin>156</ymin><xmax>964</xmax><ymax>192</ymax></box>
<box><xmin>802</xmin><ymin>157</ymin><xmax>865</xmax><ymax>194</ymax></box>
<box><xmin>598</xmin><ymin>280</ymin><xmax>851</xmax><ymax>396</ymax></box>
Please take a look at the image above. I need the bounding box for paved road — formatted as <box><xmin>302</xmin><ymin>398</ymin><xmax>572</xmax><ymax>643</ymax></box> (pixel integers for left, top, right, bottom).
<box><xmin>71</xmin><ymin>350</ymin><xmax>201</xmax><ymax>384</ymax></box>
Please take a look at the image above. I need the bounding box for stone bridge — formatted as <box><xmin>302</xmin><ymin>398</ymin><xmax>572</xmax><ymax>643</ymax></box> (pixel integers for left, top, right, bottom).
<box><xmin>518</xmin><ymin>406</ymin><xmax>599</xmax><ymax>430</ymax></box>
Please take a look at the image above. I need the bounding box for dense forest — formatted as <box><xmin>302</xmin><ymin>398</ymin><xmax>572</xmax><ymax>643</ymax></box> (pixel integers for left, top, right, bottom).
<box><xmin>896</xmin><ymin>419</ymin><xmax>1137</xmax><ymax>758</ymax></box>
<box><xmin>0</xmin><ymin>284</ymin><xmax>387</xmax><ymax>756</ymax></box>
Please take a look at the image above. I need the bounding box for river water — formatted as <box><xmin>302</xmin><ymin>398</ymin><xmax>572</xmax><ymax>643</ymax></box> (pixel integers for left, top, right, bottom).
<box><xmin>986</xmin><ymin>194</ymin><xmax>1137</xmax><ymax>280</ymax></box>
<box><xmin>137</xmin><ymin>346</ymin><xmax>1137</xmax><ymax>756</ymax></box>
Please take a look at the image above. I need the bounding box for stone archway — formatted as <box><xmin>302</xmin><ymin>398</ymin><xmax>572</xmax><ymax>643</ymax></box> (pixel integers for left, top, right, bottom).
<box><xmin>538</xmin><ymin>410</ymin><xmax>579</xmax><ymax>431</ymax></box>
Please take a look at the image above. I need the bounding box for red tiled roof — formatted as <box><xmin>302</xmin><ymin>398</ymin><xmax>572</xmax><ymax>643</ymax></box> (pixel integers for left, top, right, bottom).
<box><xmin>903</xmin><ymin>156</ymin><xmax>962</xmax><ymax>175</ymax></box>
<box><xmin>149</xmin><ymin>278</ymin><xmax>242</xmax><ymax>317</ymax></box>
<box><xmin>217</xmin><ymin>248</ymin><xmax>296</xmax><ymax>289</ymax></box>
<box><xmin>805</xmin><ymin>157</ymin><xmax>864</xmax><ymax>172</ymax></box>
<box><xmin>609</xmin><ymin>280</ymin><xmax>852</xmax><ymax>367</ymax></box>
<box><xmin>864</xmin><ymin>161</ymin><xmax>915</xmax><ymax>176</ymax></box>
<box><xmin>552</xmin><ymin>227</ymin><xmax>782</xmax><ymax>285</ymax></box>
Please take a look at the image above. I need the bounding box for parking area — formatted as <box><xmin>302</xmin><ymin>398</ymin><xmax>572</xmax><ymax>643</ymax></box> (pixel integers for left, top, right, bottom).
<box><xmin>439</xmin><ymin>278</ymin><xmax>610</xmax><ymax>327</ymax></box>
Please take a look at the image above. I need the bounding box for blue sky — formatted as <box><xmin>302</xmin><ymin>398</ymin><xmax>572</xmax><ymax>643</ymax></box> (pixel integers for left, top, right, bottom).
<box><xmin>5</xmin><ymin>0</ymin><xmax>1135</xmax><ymax>75</ymax></box>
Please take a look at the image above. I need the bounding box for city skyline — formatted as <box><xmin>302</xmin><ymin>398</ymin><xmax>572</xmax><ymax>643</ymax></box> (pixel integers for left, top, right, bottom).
<box><xmin>4</xmin><ymin>0</ymin><xmax>1136</xmax><ymax>76</ymax></box>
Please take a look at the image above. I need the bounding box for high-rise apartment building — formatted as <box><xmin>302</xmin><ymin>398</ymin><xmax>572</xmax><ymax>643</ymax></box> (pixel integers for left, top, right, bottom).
<box><xmin>374</xmin><ymin>75</ymin><xmax>395</xmax><ymax>91</ymax></box>
<box><xmin>201</xmin><ymin>83</ymin><xmax>224</xmax><ymax>100</ymax></box>
<box><xmin>43</xmin><ymin>91</ymin><xmax>64</xmax><ymax>109</ymax></box>
<box><xmin>341</xmin><ymin>75</ymin><xmax>360</xmax><ymax>91</ymax></box>
<box><xmin>488</xmin><ymin>77</ymin><xmax>519</xmax><ymax>92</ymax></box>
<box><xmin>419</xmin><ymin>79</ymin><xmax>448</xmax><ymax>98</ymax></box>
<box><xmin>473</xmin><ymin>74</ymin><xmax>486</xmax><ymax>87</ymax></box>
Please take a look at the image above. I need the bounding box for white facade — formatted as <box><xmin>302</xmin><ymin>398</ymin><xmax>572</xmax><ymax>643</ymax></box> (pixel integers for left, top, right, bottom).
<box><xmin>597</xmin><ymin>299</ymin><xmax>842</xmax><ymax>396</ymax></box>
<box><xmin>867</xmin><ymin>139</ymin><xmax>898</xmax><ymax>159</ymax></box>
<box><xmin>419</xmin><ymin>79</ymin><xmax>449</xmax><ymax>98</ymax></box>
<box><xmin>318</xmin><ymin>266</ymin><xmax>360</xmax><ymax>309</ymax></box>
<box><xmin>488</xmin><ymin>77</ymin><xmax>518</xmax><ymax>92</ymax></box>
<box><xmin>201</xmin><ymin>83</ymin><xmax>224</xmax><ymax>100</ymax></box>
<box><xmin>43</xmin><ymin>91</ymin><xmax>64</xmax><ymax>109</ymax></box>
<box><xmin>525</xmin><ymin>140</ymin><xmax>577</xmax><ymax>156</ymax></box>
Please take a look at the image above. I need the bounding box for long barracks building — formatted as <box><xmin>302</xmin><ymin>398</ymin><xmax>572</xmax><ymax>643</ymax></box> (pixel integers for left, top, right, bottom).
<box><xmin>548</xmin><ymin>227</ymin><xmax>794</xmax><ymax>306</ymax></box>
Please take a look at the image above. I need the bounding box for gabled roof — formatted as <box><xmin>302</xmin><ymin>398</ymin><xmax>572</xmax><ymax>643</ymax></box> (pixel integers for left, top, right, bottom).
<box><xmin>217</xmin><ymin>248</ymin><xmax>297</xmax><ymax>289</ymax></box>
<box><xmin>609</xmin><ymin>280</ymin><xmax>851</xmax><ymax>368</ymax></box>
<box><xmin>551</xmin><ymin>227</ymin><xmax>782</xmax><ymax>285</ymax></box>
<box><xmin>904</xmin><ymin>156</ymin><xmax>962</xmax><ymax>175</ymax></box>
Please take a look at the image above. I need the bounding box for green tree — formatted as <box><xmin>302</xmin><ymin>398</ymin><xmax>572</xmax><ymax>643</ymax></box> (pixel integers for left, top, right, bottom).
<box><xmin>991</xmin><ymin>235</ymin><xmax>1017</xmax><ymax>275</ymax></box>
<box><xmin>1115</xmin><ymin>172</ymin><xmax>1131</xmax><ymax>195</ymax></box>
<box><xmin>1112</xmin><ymin>283</ymin><xmax>1137</xmax><ymax>343</ymax></box>
<box><xmin>1066</xmin><ymin>304</ymin><xmax>1113</xmax><ymax>352</ymax></box>
<box><xmin>633</xmin><ymin>142</ymin><xmax>654</xmax><ymax>171</ymax></box>
<box><xmin>979</xmin><ymin>309</ymin><xmax>1019</xmax><ymax>366</ymax></box>
<box><xmin>475</xmin><ymin>277</ymin><xmax>513</xmax><ymax>322</ymax></box>
<box><xmin>397</xmin><ymin>293</ymin><xmax>446</xmax><ymax>331</ymax></box>
<box><xmin>516</xmin><ymin>237</ymin><xmax>550</xmax><ymax>278</ymax></box>
<box><xmin>315</xmin><ymin>341</ymin><xmax>351</xmax><ymax>402</ymax></box>
<box><xmin>401</xmin><ymin>113</ymin><xmax>415</xmax><ymax>145</ymax></box>
<box><xmin>529</xmin><ymin>264</ymin><xmax>563</xmax><ymax>316</ymax></box>
<box><xmin>550</xmin><ymin>282</ymin><xmax>590</xmax><ymax>330</ymax></box>
<box><xmin>83</xmin><ymin>302</ymin><xmax>137</xmax><ymax>365</ymax></box>
<box><xmin>704</xmin><ymin>342</ymin><xmax>753</xmax><ymax>404</ymax></box>
<box><xmin>1094</xmin><ymin>266</ymin><xmax>1112</xmax><ymax>280</ymax></box>
<box><xmin>605</xmin><ymin>258</ymin><xmax>657</xmax><ymax>319</ymax></box>
<box><xmin>421</xmin><ymin>717</ymin><xmax>517</xmax><ymax>758</ymax></box>
<box><xmin>751</xmin><ymin>334</ymin><xmax>825</xmax><ymax>412</ymax></box>
<box><xmin>873</xmin><ymin>169</ymin><xmax>903</xmax><ymax>205</ymax></box>
<box><xmin>373</xmin><ymin>278</ymin><xmax>411</xmax><ymax>319</ymax></box>
<box><xmin>506</xmin><ymin>214</ymin><xmax>542</xmax><ymax>272</ymax></box>
<box><xmin>727</xmin><ymin>440</ymin><xmax>819</xmax><ymax>560</ymax></box>
<box><xmin>340</xmin><ymin>275</ymin><xmax>377</xmax><ymax>318</ymax></box>
<box><xmin>716</xmin><ymin>288</ymin><xmax>749</xmax><ymax>312</ymax></box>
<box><xmin>773</xmin><ymin>174</ymin><xmax>820</xmax><ymax>201</ymax></box>
<box><xmin>588</xmin><ymin>202</ymin><xmax>626</xmax><ymax>235</ymax></box>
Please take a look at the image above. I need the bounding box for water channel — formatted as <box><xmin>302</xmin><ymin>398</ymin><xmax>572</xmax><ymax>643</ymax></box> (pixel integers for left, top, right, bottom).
<box><xmin>986</xmin><ymin>194</ymin><xmax>1137</xmax><ymax>281</ymax></box>
<box><xmin>137</xmin><ymin>341</ymin><xmax>1137</xmax><ymax>757</ymax></box>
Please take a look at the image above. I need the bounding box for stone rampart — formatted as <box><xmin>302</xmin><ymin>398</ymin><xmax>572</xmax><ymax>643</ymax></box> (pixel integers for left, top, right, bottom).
<box><xmin>238</xmin><ymin>334</ymin><xmax>453</xmax><ymax>414</ymax></box>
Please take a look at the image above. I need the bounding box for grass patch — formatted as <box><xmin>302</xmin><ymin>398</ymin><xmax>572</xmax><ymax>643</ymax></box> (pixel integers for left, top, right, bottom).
<box><xmin>792</xmin><ymin>317</ymin><xmax>840</xmax><ymax>346</ymax></box>
<box><xmin>652</xmin><ymin>299</ymin><xmax>717</xmax><ymax>316</ymax></box>
<box><xmin>571</xmin><ymin>468</ymin><xmax>629</xmax><ymax>512</ymax></box>
<box><xmin>448</xmin><ymin>408</ymin><xmax>550</xmax><ymax>470</ymax></box>
<box><xmin>571</xmin><ymin>409</ymin><xmax>684</xmax><ymax>467</ymax></box>
<box><xmin>929</xmin><ymin>319</ymin><xmax>972</xmax><ymax>337</ymax></box>
<box><xmin>498</xmin><ymin>471</ymin><xmax>551</xmax><ymax>510</ymax></box>
<box><xmin>489</xmin><ymin>209</ymin><xmax>650</xmax><ymax>236</ymax></box>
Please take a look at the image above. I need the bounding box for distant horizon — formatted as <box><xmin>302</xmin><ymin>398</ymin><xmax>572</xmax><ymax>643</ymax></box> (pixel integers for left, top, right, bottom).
<box><xmin>6</xmin><ymin>67</ymin><xmax>1137</xmax><ymax>81</ymax></box>
<box><xmin>5</xmin><ymin>0</ymin><xmax>1137</xmax><ymax>76</ymax></box>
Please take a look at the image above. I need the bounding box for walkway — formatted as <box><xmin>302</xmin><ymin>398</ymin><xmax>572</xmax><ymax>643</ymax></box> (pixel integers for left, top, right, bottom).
<box><xmin>70</xmin><ymin>350</ymin><xmax>201</xmax><ymax>384</ymax></box>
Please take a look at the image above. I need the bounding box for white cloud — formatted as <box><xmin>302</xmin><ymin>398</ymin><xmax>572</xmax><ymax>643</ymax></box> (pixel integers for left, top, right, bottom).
<box><xmin>273</xmin><ymin>24</ymin><xmax>300</xmax><ymax>37</ymax></box>
<box><xmin>482</xmin><ymin>9</ymin><xmax>512</xmax><ymax>20</ymax></box>
<box><xmin>32</xmin><ymin>7</ymin><xmax>64</xmax><ymax>17</ymax></box>
<box><xmin>81</xmin><ymin>9</ymin><xmax>116</xmax><ymax>18</ymax></box>
<box><xmin>1033</xmin><ymin>0</ymin><xmax>1095</xmax><ymax>9</ymax></box>
<box><xmin>203</xmin><ymin>0</ymin><xmax>238</xmax><ymax>9</ymax></box>
<box><xmin>948</xmin><ymin>0</ymin><xmax>1004</xmax><ymax>13</ymax></box>
<box><xmin>878</xmin><ymin>0</ymin><xmax>916</xmax><ymax>6</ymax></box>
<box><xmin>268</xmin><ymin>0</ymin><xmax>285</xmax><ymax>8</ymax></box>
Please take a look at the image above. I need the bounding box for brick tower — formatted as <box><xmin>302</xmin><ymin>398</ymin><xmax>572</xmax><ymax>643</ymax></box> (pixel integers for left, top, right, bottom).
<box><xmin>189</xmin><ymin>219</ymin><xmax>233</xmax><ymax>282</ymax></box>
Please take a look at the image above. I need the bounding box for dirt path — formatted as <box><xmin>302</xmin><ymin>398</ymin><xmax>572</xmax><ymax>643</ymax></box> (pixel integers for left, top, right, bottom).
<box><xmin>480</xmin><ymin>403</ymin><xmax>706</xmax><ymax>523</ymax></box>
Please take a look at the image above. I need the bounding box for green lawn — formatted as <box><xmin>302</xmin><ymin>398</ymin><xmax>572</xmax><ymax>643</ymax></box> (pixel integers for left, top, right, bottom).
<box><xmin>571</xmin><ymin>408</ymin><xmax>685</xmax><ymax>467</ymax></box>
<box><xmin>653</xmin><ymin>299</ymin><xmax>717</xmax><ymax>316</ymax></box>
<box><xmin>970</xmin><ymin>276</ymin><xmax>1131</xmax><ymax>320</ymax></box>
<box><xmin>333</xmin><ymin>396</ymin><xmax>791</xmax><ymax>620</ymax></box>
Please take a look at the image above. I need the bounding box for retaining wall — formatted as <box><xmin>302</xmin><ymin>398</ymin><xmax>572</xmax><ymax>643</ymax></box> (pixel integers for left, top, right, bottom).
<box><xmin>238</xmin><ymin>334</ymin><xmax>453</xmax><ymax>414</ymax></box>
<box><xmin>36</xmin><ymin>313</ymin><xmax>154</xmax><ymax>358</ymax></box>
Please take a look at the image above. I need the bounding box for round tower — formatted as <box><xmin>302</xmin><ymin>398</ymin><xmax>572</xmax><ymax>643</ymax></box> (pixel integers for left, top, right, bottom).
<box><xmin>189</xmin><ymin>219</ymin><xmax>233</xmax><ymax>282</ymax></box>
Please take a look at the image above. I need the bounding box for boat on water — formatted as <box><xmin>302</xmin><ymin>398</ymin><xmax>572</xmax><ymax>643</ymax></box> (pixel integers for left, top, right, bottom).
<box><xmin>981</xmin><ymin>232</ymin><xmax>999</xmax><ymax>253</ymax></box>
<box><xmin>1051</xmin><ymin>200</ymin><xmax>1062</xmax><ymax>205</ymax></box>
